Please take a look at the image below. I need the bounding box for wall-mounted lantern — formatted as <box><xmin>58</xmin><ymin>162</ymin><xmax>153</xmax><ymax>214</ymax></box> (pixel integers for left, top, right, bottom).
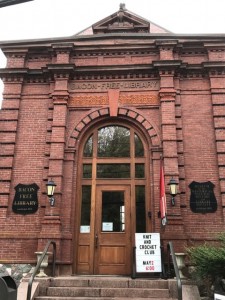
<box><xmin>168</xmin><ymin>177</ymin><xmax>178</xmax><ymax>206</ymax></box>
<box><xmin>46</xmin><ymin>179</ymin><xmax>57</xmax><ymax>206</ymax></box>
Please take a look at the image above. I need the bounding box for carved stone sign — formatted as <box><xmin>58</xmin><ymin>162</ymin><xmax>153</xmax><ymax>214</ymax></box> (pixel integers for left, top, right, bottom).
<box><xmin>189</xmin><ymin>181</ymin><xmax>217</xmax><ymax>213</ymax></box>
<box><xmin>12</xmin><ymin>183</ymin><xmax>39</xmax><ymax>214</ymax></box>
<box><xmin>69</xmin><ymin>80</ymin><xmax>159</xmax><ymax>92</ymax></box>
<box><xmin>69</xmin><ymin>93</ymin><xmax>159</xmax><ymax>107</ymax></box>
<box><xmin>119</xmin><ymin>94</ymin><xmax>159</xmax><ymax>105</ymax></box>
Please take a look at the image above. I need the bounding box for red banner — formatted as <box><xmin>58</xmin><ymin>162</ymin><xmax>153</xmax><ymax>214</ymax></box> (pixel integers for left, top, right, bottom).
<box><xmin>160</xmin><ymin>159</ymin><xmax>167</xmax><ymax>226</ymax></box>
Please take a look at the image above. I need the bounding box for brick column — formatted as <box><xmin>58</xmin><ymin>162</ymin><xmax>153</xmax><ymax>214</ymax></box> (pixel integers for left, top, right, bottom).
<box><xmin>153</xmin><ymin>40</ymin><xmax>185</xmax><ymax>242</ymax></box>
<box><xmin>205</xmin><ymin>63</ymin><xmax>225</xmax><ymax>221</ymax></box>
<box><xmin>38</xmin><ymin>45</ymin><xmax>73</xmax><ymax>261</ymax></box>
<box><xmin>49</xmin><ymin>91</ymin><xmax>69</xmax><ymax>206</ymax></box>
<box><xmin>38</xmin><ymin>88</ymin><xmax>69</xmax><ymax>258</ymax></box>
<box><xmin>0</xmin><ymin>48</ymin><xmax>27</xmax><ymax>219</ymax></box>
<box><xmin>0</xmin><ymin>75</ymin><xmax>24</xmax><ymax>218</ymax></box>
<box><xmin>159</xmin><ymin>75</ymin><xmax>185</xmax><ymax>241</ymax></box>
<box><xmin>153</xmin><ymin>45</ymin><xmax>185</xmax><ymax>240</ymax></box>
<box><xmin>159</xmin><ymin>77</ymin><xmax>181</xmax><ymax>205</ymax></box>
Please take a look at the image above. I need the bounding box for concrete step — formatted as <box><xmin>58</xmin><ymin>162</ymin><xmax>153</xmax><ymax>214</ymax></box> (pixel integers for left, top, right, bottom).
<box><xmin>51</xmin><ymin>277</ymin><xmax>169</xmax><ymax>289</ymax></box>
<box><xmin>35</xmin><ymin>297</ymin><xmax>175</xmax><ymax>300</ymax></box>
<box><xmin>46</xmin><ymin>286</ymin><xmax>170</xmax><ymax>298</ymax></box>
<box><xmin>34</xmin><ymin>276</ymin><xmax>175</xmax><ymax>300</ymax></box>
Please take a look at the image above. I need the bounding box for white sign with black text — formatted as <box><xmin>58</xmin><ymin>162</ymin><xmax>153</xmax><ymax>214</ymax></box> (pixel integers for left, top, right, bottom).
<box><xmin>135</xmin><ymin>233</ymin><xmax>162</xmax><ymax>273</ymax></box>
<box><xmin>215</xmin><ymin>294</ymin><xmax>225</xmax><ymax>300</ymax></box>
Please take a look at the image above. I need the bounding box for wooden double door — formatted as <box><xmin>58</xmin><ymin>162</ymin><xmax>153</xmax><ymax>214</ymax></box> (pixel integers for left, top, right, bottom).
<box><xmin>77</xmin><ymin>184</ymin><xmax>132</xmax><ymax>275</ymax></box>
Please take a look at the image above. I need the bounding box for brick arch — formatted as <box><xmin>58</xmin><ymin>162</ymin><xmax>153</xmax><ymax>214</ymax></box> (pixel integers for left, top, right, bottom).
<box><xmin>67</xmin><ymin>107</ymin><xmax>161</xmax><ymax>149</ymax></box>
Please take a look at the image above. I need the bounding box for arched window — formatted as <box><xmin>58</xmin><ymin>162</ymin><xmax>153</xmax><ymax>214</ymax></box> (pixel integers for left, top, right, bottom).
<box><xmin>80</xmin><ymin>124</ymin><xmax>147</xmax><ymax>233</ymax></box>
<box><xmin>76</xmin><ymin>123</ymin><xmax>151</xmax><ymax>275</ymax></box>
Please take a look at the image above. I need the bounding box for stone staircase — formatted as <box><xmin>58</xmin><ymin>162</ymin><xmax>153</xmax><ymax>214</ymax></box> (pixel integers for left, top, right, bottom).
<box><xmin>34</xmin><ymin>276</ymin><xmax>177</xmax><ymax>299</ymax></box>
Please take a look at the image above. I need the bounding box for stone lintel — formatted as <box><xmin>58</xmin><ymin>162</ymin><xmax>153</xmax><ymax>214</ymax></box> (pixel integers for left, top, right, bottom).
<box><xmin>52</xmin><ymin>92</ymin><xmax>69</xmax><ymax>101</ymax></box>
<box><xmin>155</xmin><ymin>40</ymin><xmax>178</xmax><ymax>47</ymax></box>
<box><xmin>153</xmin><ymin>60</ymin><xmax>182</xmax><ymax>68</ymax></box>
<box><xmin>204</xmin><ymin>42</ymin><xmax>225</xmax><ymax>48</ymax></box>
<box><xmin>0</xmin><ymin>68</ymin><xmax>28</xmax><ymax>75</ymax></box>
<box><xmin>159</xmin><ymin>88</ymin><xmax>176</xmax><ymax>98</ymax></box>
<box><xmin>203</xmin><ymin>61</ymin><xmax>225</xmax><ymax>69</ymax></box>
<box><xmin>46</xmin><ymin>64</ymin><xmax>75</xmax><ymax>74</ymax></box>
<box><xmin>52</xmin><ymin>43</ymin><xmax>74</xmax><ymax>51</ymax></box>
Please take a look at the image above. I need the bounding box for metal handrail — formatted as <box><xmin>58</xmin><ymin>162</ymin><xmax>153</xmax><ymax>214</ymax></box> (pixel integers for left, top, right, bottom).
<box><xmin>167</xmin><ymin>241</ymin><xmax>182</xmax><ymax>300</ymax></box>
<box><xmin>26</xmin><ymin>240</ymin><xmax>56</xmax><ymax>300</ymax></box>
<box><xmin>131</xmin><ymin>246</ymin><xmax>136</xmax><ymax>279</ymax></box>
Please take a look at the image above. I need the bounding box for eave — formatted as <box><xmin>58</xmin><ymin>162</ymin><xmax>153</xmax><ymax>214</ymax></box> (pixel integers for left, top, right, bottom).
<box><xmin>0</xmin><ymin>61</ymin><xmax>221</xmax><ymax>81</ymax></box>
<box><xmin>0</xmin><ymin>0</ymin><xmax>33</xmax><ymax>7</ymax></box>
<box><xmin>1</xmin><ymin>33</ymin><xmax>225</xmax><ymax>49</ymax></box>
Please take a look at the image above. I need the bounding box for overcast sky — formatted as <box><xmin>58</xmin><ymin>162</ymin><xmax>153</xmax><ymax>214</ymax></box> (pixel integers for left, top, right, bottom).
<box><xmin>1</xmin><ymin>0</ymin><xmax>225</xmax><ymax>103</ymax></box>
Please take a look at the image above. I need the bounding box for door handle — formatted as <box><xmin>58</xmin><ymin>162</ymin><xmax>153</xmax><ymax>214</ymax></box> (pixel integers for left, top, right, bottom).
<box><xmin>95</xmin><ymin>233</ymin><xmax>98</xmax><ymax>248</ymax></box>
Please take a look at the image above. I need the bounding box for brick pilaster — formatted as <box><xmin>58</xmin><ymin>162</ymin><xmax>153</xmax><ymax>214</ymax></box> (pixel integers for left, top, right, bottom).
<box><xmin>48</xmin><ymin>92</ymin><xmax>68</xmax><ymax>204</ymax></box>
<box><xmin>159</xmin><ymin>80</ymin><xmax>185</xmax><ymax>242</ymax></box>
<box><xmin>38</xmin><ymin>44</ymin><xmax>73</xmax><ymax>260</ymax></box>
<box><xmin>0</xmin><ymin>53</ymin><xmax>27</xmax><ymax>217</ymax></box>
<box><xmin>0</xmin><ymin>73</ymin><xmax>25</xmax><ymax>218</ymax></box>
<box><xmin>206</xmin><ymin>65</ymin><xmax>225</xmax><ymax>221</ymax></box>
<box><xmin>154</xmin><ymin>40</ymin><xmax>185</xmax><ymax>237</ymax></box>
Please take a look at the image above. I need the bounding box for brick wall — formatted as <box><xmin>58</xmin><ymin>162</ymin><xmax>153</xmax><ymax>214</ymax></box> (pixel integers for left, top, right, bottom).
<box><xmin>0</xmin><ymin>34</ymin><xmax>225</xmax><ymax>273</ymax></box>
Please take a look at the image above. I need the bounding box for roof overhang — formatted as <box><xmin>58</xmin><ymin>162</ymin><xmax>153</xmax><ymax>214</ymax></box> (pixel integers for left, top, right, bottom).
<box><xmin>1</xmin><ymin>33</ymin><xmax>225</xmax><ymax>48</ymax></box>
<box><xmin>0</xmin><ymin>0</ymin><xmax>33</xmax><ymax>8</ymax></box>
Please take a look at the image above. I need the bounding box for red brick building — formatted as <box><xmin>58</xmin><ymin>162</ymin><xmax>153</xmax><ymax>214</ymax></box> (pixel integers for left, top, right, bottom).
<box><xmin>0</xmin><ymin>5</ymin><xmax>225</xmax><ymax>275</ymax></box>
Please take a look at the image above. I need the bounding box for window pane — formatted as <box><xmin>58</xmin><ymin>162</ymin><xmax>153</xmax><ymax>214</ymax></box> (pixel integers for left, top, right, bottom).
<box><xmin>102</xmin><ymin>191</ymin><xmax>125</xmax><ymax>232</ymax></box>
<box><xmin>83</xmin><ymin>135</ymin><xmax>93</xmax><ymax>157</ymax></box>
<box><xmin>136</xmin><ymin>186</ymin><xmax>146</xmax><ymax>233</ymax></box>
<box><xmin>135</xmin><ymin>164</ymin><xmax>145</xmax><ymax>178</ymax></box>
<box><xmin>80</xmin><ymin>186</ymin><xmax>91</xmax><ymax>232</ymax></box>
<box><xmin>98</xmin><ymin>126</ymin><xmax>130</xmax><ymax>157</ymax></box>
<box><xmin>83</xmin><ymin>164</ymin><xmax>92</xmax><ymax>178</ymax></box>
<box><xmin>97</xmin><ymin>164</ymin><xmax>130</xmax><ymax>178</ymax></box>
<box><xmin>135</xmin><ymin>134</ymin><xmax>144</xmax><ymax>157</ymax></box>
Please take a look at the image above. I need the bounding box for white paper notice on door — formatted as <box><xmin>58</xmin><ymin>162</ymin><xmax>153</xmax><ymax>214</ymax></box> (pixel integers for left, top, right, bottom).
<box><xmin>102</xmin><ymin>222</ymin><xmax>113</xmax><ymax>231</ymax></box>
<box><xmin>80</xmin><ymin>226</ymin><xmax>90</xmax><ymax>233</ymax></box>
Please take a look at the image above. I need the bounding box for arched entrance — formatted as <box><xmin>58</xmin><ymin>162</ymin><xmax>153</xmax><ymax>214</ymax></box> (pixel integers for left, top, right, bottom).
<box><xmin>75</xmin><ymin>120</ymin><xmax>151</xmax><ymax>275</ymax></box>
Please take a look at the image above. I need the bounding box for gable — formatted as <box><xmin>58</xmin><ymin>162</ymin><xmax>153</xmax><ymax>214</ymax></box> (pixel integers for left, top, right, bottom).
<box><xmin>76</xmin><ymin>4</ymin><xmax>171</xmax><ymax>36</ymax></box>
<box><xmin>92</xmin><ymin>4</ymin><xmax>150</xmax><ymax>34</ymax></box>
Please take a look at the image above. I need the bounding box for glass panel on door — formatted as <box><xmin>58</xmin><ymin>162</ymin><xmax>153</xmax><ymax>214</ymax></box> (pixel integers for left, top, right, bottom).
<box><xmin>101</xmin><ymin>191</ymin><xmax>125</xmax><ymax>232</ymax></box>
<box><xmin>135</xmin><ymin>185</ymin><xmax>146</xmax><ymax>233</ymax></box>
<box><xmin>80</xmin><ymin>185</ymin><xmax>91</xmax><ymax>233</ymax></box>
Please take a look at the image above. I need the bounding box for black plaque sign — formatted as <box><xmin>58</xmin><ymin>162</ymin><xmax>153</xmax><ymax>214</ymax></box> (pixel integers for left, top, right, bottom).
<box><xmin>12</xmin><ymin>183</ymin><xmax>39</xmax><ymax>214</ymax></box>
<box><xmin>189</xmin><ymin>181</ymin><xmax>217</xmax><ymax>213</ymax></box>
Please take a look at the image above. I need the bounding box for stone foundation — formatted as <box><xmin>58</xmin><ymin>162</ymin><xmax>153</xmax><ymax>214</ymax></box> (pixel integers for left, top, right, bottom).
<box><xmin>0</xmin><ymin>264</ymin><xmax>34</xmax><ymax>286</ymax></box>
